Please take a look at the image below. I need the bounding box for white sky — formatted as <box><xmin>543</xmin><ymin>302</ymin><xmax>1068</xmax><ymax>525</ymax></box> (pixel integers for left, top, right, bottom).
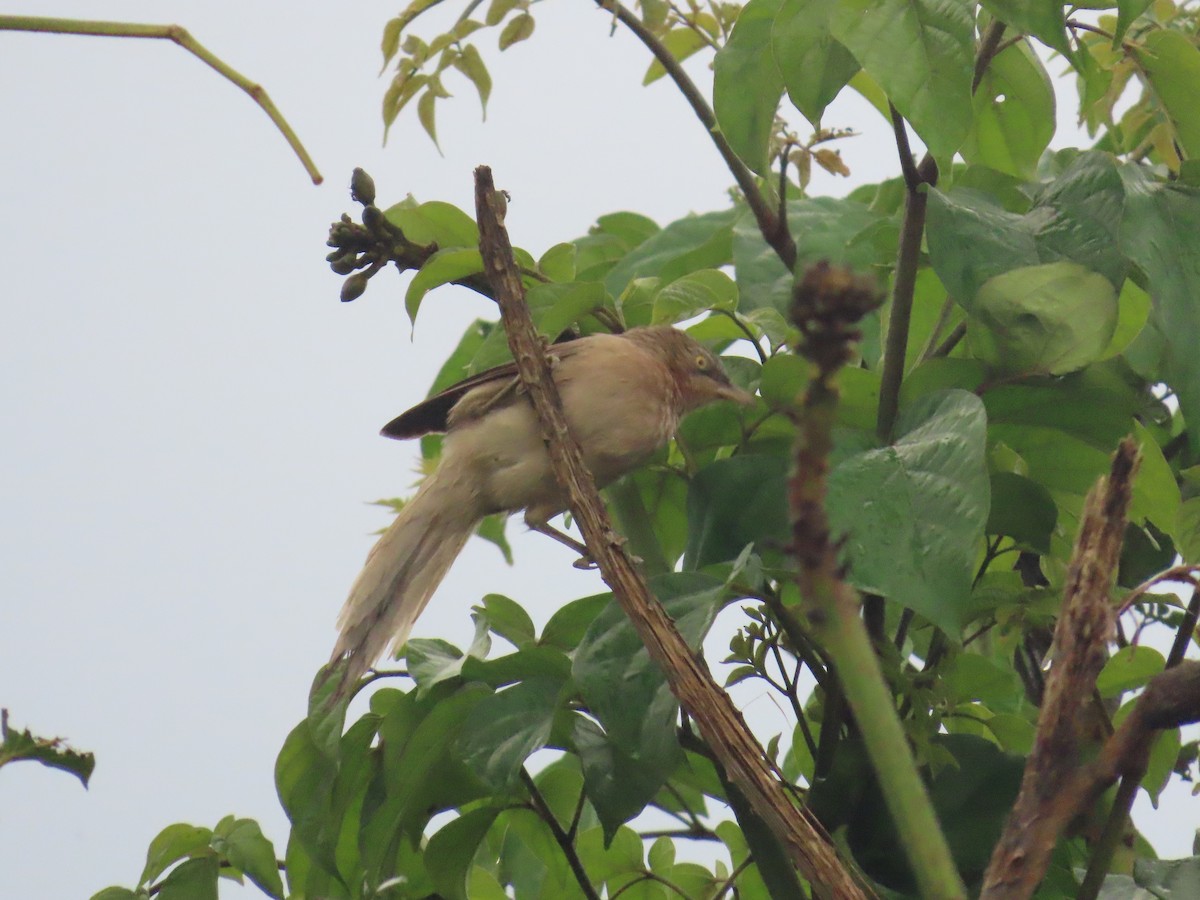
<box><xmin>1</xmin><ymin>3</ymin><xmax>1193</xmax><ymax>897</ymax></box>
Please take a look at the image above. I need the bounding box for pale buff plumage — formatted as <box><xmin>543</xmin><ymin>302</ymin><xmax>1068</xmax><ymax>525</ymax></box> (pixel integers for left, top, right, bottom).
<box><xmin>330</xmin><ymin>326</ymin><xmax>752</xmax><ymax>684</ymax></box>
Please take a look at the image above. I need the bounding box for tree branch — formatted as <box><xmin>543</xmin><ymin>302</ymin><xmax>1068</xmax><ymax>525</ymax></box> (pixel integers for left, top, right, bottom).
<box><xmin>475</xmin><ymin>165</ymin><xmax>867</xmax><ymax>899</ymax></box>
<box><xmin>981</xmin><ymin>438</ymin><xmax>1139</xmax><ymax>899</ymax></box>
<box><xmin>0</xmin><ymin>15</ymin><xmax>322</xmax><ymax>184</ymax></box>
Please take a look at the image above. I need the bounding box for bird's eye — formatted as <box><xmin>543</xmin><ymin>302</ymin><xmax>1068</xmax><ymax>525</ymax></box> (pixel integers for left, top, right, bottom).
<box><xmin>695</xmin><ymin>354</ymin><xmax>709</xmax><ymax>370</ymax></box>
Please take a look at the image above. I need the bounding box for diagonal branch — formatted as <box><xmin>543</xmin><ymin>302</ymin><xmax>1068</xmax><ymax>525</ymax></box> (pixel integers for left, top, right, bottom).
<box><xmin>474</xmin><ymin>165</ymin><xmax>867</xmax><ymax>900</ymax></box>
<box><xmin>0</xmin><ymin>15</ymin><xmax>322</xmax><ymax>184</ymax></box>
<box><xmin>981</xmin><ymin>437</ymin><xmax>1139</xmax><ymax>899</ymax></box>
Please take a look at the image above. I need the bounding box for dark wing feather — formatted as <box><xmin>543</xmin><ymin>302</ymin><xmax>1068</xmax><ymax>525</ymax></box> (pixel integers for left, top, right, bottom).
<box><xmin>381</xmin><ymin>361</ymin><xmax>521</xmax><ymax>439</ymax></box>
<box><xmin>380</xmin><ymin>339</ymin><xmax>590</xmax><ymax>440</ymax></box>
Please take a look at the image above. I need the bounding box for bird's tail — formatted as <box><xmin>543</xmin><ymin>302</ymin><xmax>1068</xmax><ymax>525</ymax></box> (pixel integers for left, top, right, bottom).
<box><xmin>330</xmin><ymin>467</ymin><xmax>480</xmax><ymax>688</ymax></box>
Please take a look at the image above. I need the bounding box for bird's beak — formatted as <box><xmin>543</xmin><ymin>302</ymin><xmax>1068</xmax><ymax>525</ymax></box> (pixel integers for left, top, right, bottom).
<box><xmin>717</xmin><ymin>383</ymin><xmax>757</xmax><ymax>407</ymax></box>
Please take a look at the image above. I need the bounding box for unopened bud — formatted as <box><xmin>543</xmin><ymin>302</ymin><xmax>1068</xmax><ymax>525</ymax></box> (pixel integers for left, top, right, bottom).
<box><xmin>330</xmin><ymin>253</ymin><xmax>359</xmax><ymax>276</ymax></box>
<box><xmin>341</xmin><ymin>271</ymin><xmax>369</xmax><ymax>303</ymax></box>
<box><xmin>350</xmin><ymin>168</ymin><xmax>376</xmax><ymax>206</ymax></box>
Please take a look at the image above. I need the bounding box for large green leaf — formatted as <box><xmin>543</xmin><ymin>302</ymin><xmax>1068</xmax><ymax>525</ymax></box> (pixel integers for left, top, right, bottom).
<box><xmin>978</xmin><ymin>0</ymin><xmax>1070</xmax><ymax>55</ymax></box>
<box><xmin>426</xmin><ymin>807</ymin><xmax>504</xmax><ymax>900</ymax></box>
<box><xmin>713</xmin><ymin>0</ymin><xmax>786</xmax><ymax>174</ymax></box>
<box><xmin>961</xmin><ymin>41</ymin><xmax>1055</xmax><ymax>181</ymax></box>
<box><xmin>211</xmin><ymin>817</ymin><xmax>285</xmax><ymax>900</ymax></box>
<box><xmin>827</xmin><ymin>389</ymin><xmax>990</xmax><ymax>633</ymax></box>
<box><xmin>968</xmin><ymin>261</ymin><xmax>1118</xmax><ymax>376</ymax></box>
<box><xmin>684</xmin><ymin>454</ymin><xmax>790</xmax><ymax>569</ymax></box>
<box><xmin>384</xmin><ymin>199</ymin><xmax>480</xmax><ymax>248</ymax></box>
<box><xmin>361</xmin><ymin>683</ymin><xmax>490</xmax><ymax>886</ymax></box>
<box><xmin>986</xmin><ymin>472</ymin><xmax>1057</xmax><ymax>554</ymax></box>
<box><xmin>604</xmin><ymin>208</ymin><xmax>740</xmax><ymax>300</ymax></box>
<box><xmin>1137</xmin><ymin>30</ymin><xmax>1200</xmax><ymax>160</ymax></box>
<box><xmin>927</xmin><ymin>151</ymin><xmax>1127</xmax><ymax>307</ymax></box>
<box><xmin>457</xmin><ymin>678</ymin><xmax>565</xmax><ymax>790</ymax></box>
<box><xmin>405</xmin><ymin>248</ymin><xmax>484</xmax><ymax>322</ymax></box>
<box><xmin>1118</xmin><ymin>167</ymin><xmax>1200</xmax><ymax>452</ymax></box>
<box><xmin>139</xmin><ymin>824</ymin><xmax>214</xmax><ymax>888</ymax></box>
<box><xmin>771</xmin><ymin>0</ymin><xmax>859</xmax><ymax>126</ymax></box>
<box><xmin>830</xmin><ymin>0</ymin><xmax>974</xmax><ymax>158</ymax></box>
<box><xmin>155</xmin><ymin>856</ymin><xmax>219</xmax><ymax>900</ymax></box>
<box><xmin>570</xmin><ymin>573</ymin><xmax>726</xmax><ymax>833</ymax></box>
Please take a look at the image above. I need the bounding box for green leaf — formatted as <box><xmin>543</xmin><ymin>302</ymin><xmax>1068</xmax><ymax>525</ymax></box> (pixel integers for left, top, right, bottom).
<box><xmin>1179</xmin><ymin>496</ymin><xmax>1200</xmax><ymax>563</ymax></box>
<box><xmin>759</xmin><ymin>353</ymin><xmax>809</xmax><ymax>410</ymax></box>
<box><xmin>684</xmin><ymin>454</ymin><xmax>790</xmax><ymax>569</ymax></box>
<box><xmin>1115</xmin><ymin>0</ymin><xmax>1154</xmax><ymax>42</ymax></box>
<box><xmin>927</xmin><ymin>151</ymin><xmax>1127</xmax><ymax>306</ymax></box>
<box><xmin>961</xmin><ymin>41</ymin><xmax>1055</xmax><ymax>181</ymax></box>
<box><xmin>1143</xmin><ymin>726</ymin><xmax>1182</xmax><ymax>806</ymax></box>
<box><xmin>1096</xmin><ymin>646</ymin><xmax>1165</xmax><ymax>698</ymax></box>
<box><xmin>474</xmin><ymin>513</ymin><xmax>513</xmax><ymax>562</ymax></box>
<box><xmin>457</xmin><ymin>678</ymin><xmax>564</xmax><ymax>789</ymax></box>
<box><xmin>713</xmin><ymin>0</ymin><xmax>785</xmax><ymax>173</ymax></box>
<box><xmin>1137</xmin><ymin>30</ymin><xmax>1200</xmax><ymax>160</ymax></box>
<box><xmin>987</xmin><ymin>472</ymin><xmax>1057</xmax><ymax>554</ymax></box>
<box><xmin>652</xmin><ymin>269</ymin><xmax>738</xmax><ymax>324</ymax></box>
<box><xmin>604</xmin><ymin>208</ymin><xmax>740</xmax><ymax>300</ymax></box>
<box><xmin>978</xmin><ymin>0</ymin><xmax>1069</xmax><ymax>55</ymax></box>
<box><xmin>772</xmin><ymin>0</ymin><xmax>859</xmax><ymax>126</ymax></box>
<box><xmin>474</xmin><ymin>593</ymin><xmax>536</xmax><ymax>647</ymax></box>
<box><xmin>156</xmin><ymin>856</ymin><xmax>219</xmax><ymax>900</ymax></box>
<box><xmin>643</xmin><ymin>28</ymin><xmax>710</xmax><ymax>85</ymax></box>
<box><xmin>968</xmin><ymin>261</ymin><xmax>1118</xmax><ymax>376</ymax></box>
<box><xmin>830</xmin><ymin>0</ymin><xmax>975</xmax><ymax>158</ymax></box>
<box><xmin>571</xmin><ymin>573</ymin><xmax>725</xmax><ymax>833</ymax></box>
<box><xmin>89</xmin><ymin>890</ymin><xmax>138</xmax><ymax>900</ymax></box>
<box><xmin>498</xmin><ymin>12</ymin><xmax>535</xmax><ymax>49</ymax></box>
<box><xmin>538</xmin><ymin>242</ymin><xmax>577</xmax><ymax>281</ymax></box>
<box><xmin>454</xmin><ymin>44</ymin><xmax>492</xmax><ymax>116</ymax></box>
<box><xmin>540</xmin><ymin>593</ymin><xmax>610</xmax><ymax>650</ymax></box>
<box><xmin>733</xmin><ymin>197</ymin><xmax>882</xmax><ymax>312</ymax></box>
<box><xmin>0</xmin><ymin>716</ymin><xmax>94</xmax><ymax>788</ymax></box>
<box><xmin>426</xmin><ymin>807</ymin><xmax>503</xmax><ymax>900</ymax></box>
<box><xmin>384</xmin><ymin>199</ymin><xmax>480</xmax><ymax>248</ymax></box>
<box><xmin>360</xmin><ymin>684</ymin><xmax>491</xmax><ymax>885</ymax></box>
<box><xmin>1130</xmin><ymin>858</ymin><xmax>1200</xmax><ymax>895</ymax></box>
<box><xmin>827</xmin><ymin>390</ymin><xmax>990</xmax><ymax>633</ymax></box>
<box><xmin>573</xmin><ymin>715</ymin><xmax>681</xmax><ymax>838</ymax></box>
<box><xmin>274</xmin><ymin>722</ymin><xmax>341</xmax><ymax>879</ymax></box>
<box><xmin>417</xmin><ymin>87</ymin><xmax>440</xmax><ymax>148</ymax></box>
<box><xmin>140</xmin><ymin>824</ymin><xmax>214</xmax><ymax>887</ymax></box>
<box><xmin>925</xmin><ymin>735</ymin><xmax>1025</xmax><ymax>884</ymax></box>
<box><xmin>405</xmin><ymin>248</ymin><xmax>485</xmax><ymax>323</ymax></box>
<box><xmin>1118</xmin><ymin>166</ymin><xmax>1200</xmax><ymax>452</ymax></box>
<box><xmin>211</xmin><ymin>817</ymin><xmax>284</xmax><ymax>899</ymax></box>
<box><xmin>486</xmin><ymin>0</ymin><xmax>520</xmax><ymax>26</ymax></box>
<box><xmin>468</xmin><ymin>280</ymin><xmax>610</xmax><ymax>372</ymax></box>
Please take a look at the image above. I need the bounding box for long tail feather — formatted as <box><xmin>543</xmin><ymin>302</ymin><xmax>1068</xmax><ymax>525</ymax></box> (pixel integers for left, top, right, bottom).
<box><xmin>330</xmin><ymin>468</ymin><xmax>480</xmax><ymax>688</ymax></box>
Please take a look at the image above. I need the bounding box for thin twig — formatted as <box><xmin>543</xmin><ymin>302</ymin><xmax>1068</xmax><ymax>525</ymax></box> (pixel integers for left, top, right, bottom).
<box><xmin>1167</xmin><ymin>588</ymin><xmax>1200</xmax><ymax>668</ymax></box>
<box><xmin>0</xmin><ymin>15</ymin><xmax>322</xmax><ymax>184</ymax></box>
<box><xmin>593</xmin><ymin>0</ymin><xmax>796</xmax><ymax>271</ymax></box>
<box><xmin>521</xmin><ymin>769</ymin><xmax>602</xmax><ymax>900</ymax></box>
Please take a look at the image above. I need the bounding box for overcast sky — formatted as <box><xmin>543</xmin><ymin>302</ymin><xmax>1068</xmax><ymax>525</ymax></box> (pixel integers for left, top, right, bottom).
<box><xmin>1</xmin><ymin>2</ymin><xmax>1193</xmax><ymax>897</ymax></box>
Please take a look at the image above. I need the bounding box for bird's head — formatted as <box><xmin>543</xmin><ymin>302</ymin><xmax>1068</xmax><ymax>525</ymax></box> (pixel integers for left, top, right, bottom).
<box><xmin>627</xmin><ymin>326</ymin><xmax>756</xmax><ymax>413</ymax></box>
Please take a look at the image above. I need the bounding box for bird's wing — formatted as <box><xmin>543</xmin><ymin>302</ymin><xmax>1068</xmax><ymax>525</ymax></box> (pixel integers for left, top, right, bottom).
<box><xmin>380</xmin><ymin>339</ymin><xmax>588</xmax><ymax>439</ymax></box>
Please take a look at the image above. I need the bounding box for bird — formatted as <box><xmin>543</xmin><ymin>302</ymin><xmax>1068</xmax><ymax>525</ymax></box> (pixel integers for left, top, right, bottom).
<box><xmin>329</xmin><ymin>325</ymin><xmax>754</xmax><ymax>686</ymax></box>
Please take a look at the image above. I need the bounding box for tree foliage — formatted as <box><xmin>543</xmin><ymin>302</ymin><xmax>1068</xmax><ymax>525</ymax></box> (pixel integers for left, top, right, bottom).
<box><xmin>93</xmin><ymin>0</ymin><xmax>1200</xmax><ymax>898</ymax></box>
